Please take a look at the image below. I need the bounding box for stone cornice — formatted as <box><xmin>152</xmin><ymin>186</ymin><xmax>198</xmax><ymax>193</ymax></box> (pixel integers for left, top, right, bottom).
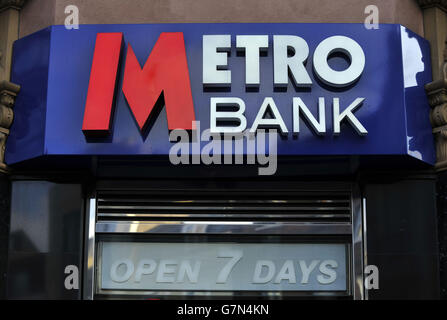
<box><xmin>417</xmin><ymin>0</ymin><xmax>447</xmax><ymax>12</ymax></box>
<box><xmin>427</xmin><ymin>79</ymin><xmax>447</xmax><ymax>115</ymax></box>
<box><xmin>0</xmin><ymin>0</ymin><xmax>26</xmax><ymax>12</ymax></box>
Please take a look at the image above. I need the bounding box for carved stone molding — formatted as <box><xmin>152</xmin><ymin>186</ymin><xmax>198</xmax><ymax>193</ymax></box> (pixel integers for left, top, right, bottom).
<box><xmin>427</xmin><ymin>37</ymin><xmax>447</xmax><ymax>171</ymax></box>
<box><xmin>0</xmin><ymin>0</ymin><xmax>26</xmax><ymax>12</ymax></box>
<box><xmin>418</xmin><ymin>0</ymin><xmax>447</xmax><ymax>12</ymax></box>
<box><xmin>0</xmin><ymin>81</ymin><xmax>19</xmax><ymax>173</ymax></box>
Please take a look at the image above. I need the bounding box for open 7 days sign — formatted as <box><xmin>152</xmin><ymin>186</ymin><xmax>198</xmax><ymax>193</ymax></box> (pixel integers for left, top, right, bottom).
<box><xmin>6</xmin><ymin>24</ymin><xmax>435</xmax><ymax>166</ymax></box>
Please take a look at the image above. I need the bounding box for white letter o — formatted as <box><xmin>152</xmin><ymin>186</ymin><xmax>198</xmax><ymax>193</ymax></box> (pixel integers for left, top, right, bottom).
<box><xmin>313</xmin><ymin>36</ymin><xmax>365</xmax><ymax>87</ymax></box>
<box><xmin>110</xmin><ymin>259</ymin><xmax>134</xmax><ymax>283</ymax></box>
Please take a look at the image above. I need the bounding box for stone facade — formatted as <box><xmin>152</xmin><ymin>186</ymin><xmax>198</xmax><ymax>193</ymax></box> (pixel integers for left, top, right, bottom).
<box><xmin>0</xmin><ymin>81</ymin><xmax>18</xmax><ymax>174</ymax></box>
<box><xmin>1</xmin><ymin>0</ymin><xmax>446</xmax><ymax>299</ymax></box>
<box><xmin>421</xmin><ymin>0</ymin><xmax>447</xmax><ymax>171</ymax></box>
<box><xmin>19</xmin><ymin>0</ymin><xmax>424</xmax><ymax>37</ymax></box>
<box><xmin>0</xmin><ymin>0</ymin><xmax>25</xmax><ymax>300</ymax></box>
<box><xmin>416</xmin><ymin>0</ymin><xmax>447</xmax><ymax>300</ymax></box>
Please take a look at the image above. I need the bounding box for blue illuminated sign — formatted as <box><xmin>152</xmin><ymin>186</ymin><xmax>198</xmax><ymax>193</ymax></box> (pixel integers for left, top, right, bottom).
<box><xmin>6</xmin><ymin>23</ymin><xmax>435</xmax><ymax>166</ymax></box>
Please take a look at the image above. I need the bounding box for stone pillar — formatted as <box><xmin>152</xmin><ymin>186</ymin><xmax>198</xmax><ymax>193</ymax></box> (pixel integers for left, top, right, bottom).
<box><xmin>0</xmin><ymin>0</ymin><xmax>26</xmax><ymax>300</ymax></box>
<box><xmin>428</xmin><ymin>67</ymin><xmax>447</xmax><ymax>171</ymax></box>
<box><xmin>417</xmin><ymin>1</ymin><xmax>447</xmax><ymax>170</ymax></box>
<box><xmin>0</xmin><ymin>1</ymin><xmax>26</xmax><ymax>81</ymax></box>
<box><xmin>418</xmin><ymin>0</ymin><xmax>447</xmax><ymax>299</ymax></box>
<box><xmin>0</xmin><ymin>81</ymin><xmax>18</xmax><ymax>173</ymax></box>
<box><xmin>0</xmin><ymin>0</ymin><xmax>25</xmax><ymax>173</ymax></box>
<box><xmin>418</xmin><ymin>1</ymin><xmax>447</xmax><ymax>81</ymax></box>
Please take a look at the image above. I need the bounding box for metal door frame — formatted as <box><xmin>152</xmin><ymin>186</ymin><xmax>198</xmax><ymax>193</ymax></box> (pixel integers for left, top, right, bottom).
<box><xmin>83</xmin><ymin>181</ymin><xmax>365</xmax><ymax>300</ymax></box>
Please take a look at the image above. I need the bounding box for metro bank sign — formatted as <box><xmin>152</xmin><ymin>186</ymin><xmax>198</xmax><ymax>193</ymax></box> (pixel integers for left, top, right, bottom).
<box><xmin>6</xmin><ymin>24</ymin><xmax>435</xmax><ymax>165</ymax></box>
<box><xmin>83</xmin><ymin>32</ymin><xmax>366</xmax><ymax>136</ymax></box>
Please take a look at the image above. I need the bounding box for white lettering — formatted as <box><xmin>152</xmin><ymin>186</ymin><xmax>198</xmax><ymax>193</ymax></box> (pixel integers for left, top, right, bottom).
<box><xmin>293</xmin><ymin>97</ymin><xmax>326</xmax><ymax>135</ymax></box>
<box><xmin>274</xmin><ymin>260</ymin><xmax>297</xmax><ymax>284</ymax></box>
<box><xmin>313</xmin><ymin>36</ymin><xmax>365</xmax><ymax>87</ymax></box>
<box><xmin>156</xmin><ymin>260</ymin><xmax>177</xmax><ymax>283</ymax></box>
<box><xmin>177</xmin><ymin>260</ymin><xmax>201</xmax><ymax>284</ymax></box>
<box><xmin>135</xmin><ymin>259</ymin><xmax>157</xmax><ymax>282</ymax></box>
<box><xmin>110</xmin><ymin>259</ymin><xmax>134</xmax><ymax>283</ymax></box>
<box><xmin>273</xmin><ymin>35</ymin><xmax>312</xmax><ymax>88</ymax></box>
<box><xmin>250</xmin><ymin>97</ymin><xmax>288</xmax><ymax>134</ymax></box>
<box><xmin>236</xmin><ymin>35</ymin><xmax>269</xmax><ymax>87</ymax></box>
<box><xmin>317</xmin><ymin>260</ymin><xmax>338</xmax><ymax>284</ymax></box>
<box><xmin>299</xmin><ymin>260</ymin><xmax>319</xmax><ymax>284</ymax></box>
<box><xmin>333</xmin><ymin>97</ymin><xmax>368</xmax><ymax>136</ymax></box>
<box><xmin>253</xmin><ymin>260</ymin><xmax>276</xmax><ymax>284</ymax></box>
<box><xmin>210</xmin><ymin>97</ymin><xmax>247</xmax><ymax>133</ymax></box>
<box><xmin>203</xmin><ymin>35</ymin><xmax>231</xmax><ymax>87</ymax></box>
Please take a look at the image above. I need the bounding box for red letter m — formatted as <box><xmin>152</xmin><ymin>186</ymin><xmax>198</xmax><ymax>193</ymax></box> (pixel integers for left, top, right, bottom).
<box><xmin>82</xmin><ymin>32</ymin><xmax>195</xmax><ymax>135</ymax></box>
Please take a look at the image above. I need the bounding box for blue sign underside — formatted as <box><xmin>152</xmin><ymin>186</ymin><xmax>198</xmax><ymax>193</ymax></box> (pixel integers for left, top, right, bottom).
<box><xmin>6</xmin><ymin>23</ymin><xmax>435</xmax><ymax>166</ymax></box>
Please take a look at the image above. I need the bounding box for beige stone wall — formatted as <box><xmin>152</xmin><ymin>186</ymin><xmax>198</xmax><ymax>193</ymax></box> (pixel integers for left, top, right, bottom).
<box><xmin>421</xmin><ymin>6</ymin><xmax>447</xmax><ymax>80</ymax></box>
<box><xmin>19</xmin><ymin>0</ymin><xmax>424</xmax><ymax>38</ymax></box>
<box><xmin>0</xmin><ymin>8</ymin><xmax>19</xmax><ymax>81</ymax></box>
<box><xmin>18</xmin><ymin>0</ymin><xmax>55</xmax><ymax>38</ymax></box>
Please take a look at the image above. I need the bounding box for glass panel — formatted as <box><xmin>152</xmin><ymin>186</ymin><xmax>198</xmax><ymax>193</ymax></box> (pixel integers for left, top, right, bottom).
<box><xmin>8</xmin><ymin>181</ymin><xmax>83</xmax><ymax>299</ymax></box>
<box><xmin>95</xmin><ymin>236</ymin><xmax>350</xmax><ymax>299</ymax></box>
